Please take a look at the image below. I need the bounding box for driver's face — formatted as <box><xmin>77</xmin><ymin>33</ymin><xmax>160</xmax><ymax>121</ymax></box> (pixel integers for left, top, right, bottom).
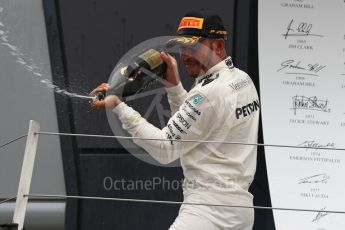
<box><xmin>179</xmin><ymin>38</ymin><xmax>214</xmax><ymax>78</ymax></box>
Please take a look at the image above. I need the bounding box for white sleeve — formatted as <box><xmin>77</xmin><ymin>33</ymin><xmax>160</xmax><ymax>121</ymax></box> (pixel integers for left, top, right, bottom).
<box><xmin>113</xmin><ymin>91</ymin><xmax>220</xmax><ymax>164</ymax></box>
<box><xmin>165</xmin><ymin>82</ymin><xmax>188</xmax><ymax>115</ymax></box>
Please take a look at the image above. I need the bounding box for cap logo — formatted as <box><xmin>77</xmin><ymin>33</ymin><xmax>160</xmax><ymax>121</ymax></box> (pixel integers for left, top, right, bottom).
<box><xmin>209</xmin><ymin>29</ymin><xmax>227</xmax><ymax>35</ymax></box>
<box><xmin>167</xmin><ymin>36</ymin><xmax>200</xmax><ymax>45</ymax></box>
<box><xmin>178</xmin><ymin>17</ymin><xmax>204</xmax><ymax>31</ymax></box>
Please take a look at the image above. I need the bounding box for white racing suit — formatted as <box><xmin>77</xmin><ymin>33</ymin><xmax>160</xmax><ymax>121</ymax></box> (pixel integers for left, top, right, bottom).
<box><xmin>113</xmin><ymin>57</ymin><xmax>260</xmax><ymax>230</ymax></box>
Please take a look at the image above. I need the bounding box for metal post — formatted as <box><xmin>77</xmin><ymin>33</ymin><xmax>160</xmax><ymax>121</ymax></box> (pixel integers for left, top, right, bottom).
<box><xmin>12</xmin><ymin>120</ymin><xmax>40</xmax><ymax>230</ymax></box>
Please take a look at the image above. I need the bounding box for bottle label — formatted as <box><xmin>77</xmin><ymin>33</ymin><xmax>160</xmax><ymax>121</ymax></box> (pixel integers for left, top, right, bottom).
<box><xmin>138</xmin><ymin>49</ymin><xmax>163</xmax><ymax>70</ymax></box>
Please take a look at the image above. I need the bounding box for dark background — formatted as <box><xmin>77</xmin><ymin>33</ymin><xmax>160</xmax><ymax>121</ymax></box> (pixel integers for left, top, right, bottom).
<box><xmin>44</xmin><ymin>0</ymin><xmax>275</xmax><ymax>229</ymax></box>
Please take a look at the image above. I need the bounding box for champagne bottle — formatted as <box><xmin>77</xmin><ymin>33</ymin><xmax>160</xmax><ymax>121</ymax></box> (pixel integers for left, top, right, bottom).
<box><xmin>120</xmin><ymin>49</ymin><xmax>167</xmax><ymax>97</ymax></box>
<box><xmin>95</xmin><ymin>49</ymin><xmax>167</xmax><ymax>100</ymax></box>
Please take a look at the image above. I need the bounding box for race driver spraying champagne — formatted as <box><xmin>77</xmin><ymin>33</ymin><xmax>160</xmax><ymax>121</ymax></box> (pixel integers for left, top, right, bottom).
<box><xmin>90</xmin><ymin>9</ymin><xmax>260</xmax><ymax>230</ymax></box>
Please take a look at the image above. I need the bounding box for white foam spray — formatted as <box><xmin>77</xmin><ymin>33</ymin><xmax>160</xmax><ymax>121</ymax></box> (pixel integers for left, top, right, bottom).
<box><xmin>0</xmin><ymin>11</ymin><xmax>93</xmax><ymax>100</ymax></box>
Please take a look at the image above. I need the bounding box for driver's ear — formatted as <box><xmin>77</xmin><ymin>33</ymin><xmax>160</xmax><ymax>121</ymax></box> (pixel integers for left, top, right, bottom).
<box><xmin>212</xmin><ymin>39</ymin><xmax>225</xmax><ymax>55</ymax></box>
<box><xmin>215</xmin><ymin>39</ymin><xmax>225</xmax><ymax>51</ymax></box>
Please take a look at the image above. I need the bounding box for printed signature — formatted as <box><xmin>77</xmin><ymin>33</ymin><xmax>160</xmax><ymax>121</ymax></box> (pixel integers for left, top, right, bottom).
<box><xmin>299</xmin><ymin>173</ymin><xmax>330</xmax><ymax>184</ymax></box>
<box><xmin>297</xmin><ymin>140</ymin><xmax>335</xmax><ymax>151</ymax></box>
<box><xmin>277</xmin><ymin>59</ymin><xmax>326</xmax><ymax>76</ymax></box>
<box><xmin>291</xmin><ymin>96</ymin><xmax>330</xmax><ymax>115</ymax></box>
<box><xmin>312</xmin><ymin>207</ymin><xmax>329</xmax><ymax>223</ymax></box>
<box><xmin>283</xmin><ymin>19</ymin><xmax>324</xmax><ymax>39</ymax></box>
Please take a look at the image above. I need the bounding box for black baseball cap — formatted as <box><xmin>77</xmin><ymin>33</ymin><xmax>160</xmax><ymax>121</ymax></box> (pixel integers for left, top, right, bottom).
<box><xmin>166</xmin><ymin>9</ymin><xmax>228</xmax><ymax>48</ymax></box>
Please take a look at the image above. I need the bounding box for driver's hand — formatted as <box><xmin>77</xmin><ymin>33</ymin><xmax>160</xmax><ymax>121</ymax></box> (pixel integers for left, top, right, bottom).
<box><xmin>160</xmin><ymin>52</ymin><xmax>181</xmax><ymax>87</ymax></box>
<box><xmin>89</xmin><ymin>83</ymin><xmax>122</xmax><ymax>109</ymax></box>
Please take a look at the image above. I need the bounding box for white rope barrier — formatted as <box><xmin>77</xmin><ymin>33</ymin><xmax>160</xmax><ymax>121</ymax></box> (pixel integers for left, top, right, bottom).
<box><xmin>24</xmin><ymin>193</ymin><xmax>345</xmax><ymax>215</ymax></box>
<box><xmin>0</xmin><ymin>196</ymin><xmax>17</xmax><ymax>205</ymax></box>
<box><xmin>36</xmin><ymin>131</ymin><xmax>345</xmax><ymax>151</ymax></box>
<box><xmin>0</xmin><ymin>134</ymin><xmax>27</xmax><ymax>150</ymax></box>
